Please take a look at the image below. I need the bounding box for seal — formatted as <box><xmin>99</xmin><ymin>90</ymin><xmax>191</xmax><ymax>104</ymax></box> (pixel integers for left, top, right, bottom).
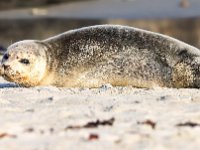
<box><xmin>1</xmin><ymin>24</ymin><xmax>200</xmax><ymax>88</ymax></box>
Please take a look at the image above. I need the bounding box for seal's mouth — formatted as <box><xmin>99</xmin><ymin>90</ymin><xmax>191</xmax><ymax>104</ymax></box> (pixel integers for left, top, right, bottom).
<box><xmin>0</xmin><ymin>65</ymin><xmax>16</xmax><ymax>82</ymax></box>
<box><xmin>0</xmin><ymin>64</ymin><xmax>4</xmax><ymax>76</ymax></box>
<box><xmin>0</xmin><ymin>63</ymin><xmax>35</xmax><ymax>87</ymax></box>
<box><xmin>1</xmin><ymin>67</ymin><xmax>30</xmax><ymax>86</ymax></box>
<box><xmin>2</xmin><ymin>71</ymin><xmax>14</xmax><ymax>82</ymax></box>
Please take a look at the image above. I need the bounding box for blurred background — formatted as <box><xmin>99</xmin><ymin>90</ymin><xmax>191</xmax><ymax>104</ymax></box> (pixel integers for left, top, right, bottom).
<box><xmin>0</xmin><ymin>0</ymin><xmax>200</xmax><ymax>52</ymax></box>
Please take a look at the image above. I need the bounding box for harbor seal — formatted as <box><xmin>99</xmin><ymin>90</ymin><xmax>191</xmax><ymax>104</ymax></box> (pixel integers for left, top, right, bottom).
<box><xmin>1</xmin><ymin>24</ymin><xmax>200</xmax><ymax>88</ymax></box>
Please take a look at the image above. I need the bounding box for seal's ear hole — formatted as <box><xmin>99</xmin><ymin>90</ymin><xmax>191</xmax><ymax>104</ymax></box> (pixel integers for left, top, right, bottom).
<box><xmin>19</xmin><ymin>58</ymin><xmax>30</xmax><ymax>65</ymax></box>
<box><xmin>3</xmin><ymin>53</ymin><xmax>9</xmax><ymax>60</ymax></box>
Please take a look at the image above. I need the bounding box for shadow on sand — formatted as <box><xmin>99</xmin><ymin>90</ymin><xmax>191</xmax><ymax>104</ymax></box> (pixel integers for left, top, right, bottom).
<box><xmin>0</xmin><ymin>82</ymin><xmax>19</xmax><ymax>88</ymax></box>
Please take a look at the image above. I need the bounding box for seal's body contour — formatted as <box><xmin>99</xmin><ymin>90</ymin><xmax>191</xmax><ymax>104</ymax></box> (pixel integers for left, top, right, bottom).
<box><xmin>1</xmin><ymin>25</ymin><xmax>200</xmax><ymax>88</ymax></box>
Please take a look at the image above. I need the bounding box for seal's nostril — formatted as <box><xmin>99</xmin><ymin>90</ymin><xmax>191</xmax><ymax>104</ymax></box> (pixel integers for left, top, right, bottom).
<box><xmin>2</xmin><ymin>64</ymin><xmax>10</xmax><ymax>70</ymax></box>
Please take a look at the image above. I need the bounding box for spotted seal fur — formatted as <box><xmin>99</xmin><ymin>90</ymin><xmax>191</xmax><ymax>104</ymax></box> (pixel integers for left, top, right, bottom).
<box><xmin>0</xmin><ymin>25</ymin><xmax>200</xmax><ymax>88</ymax></box>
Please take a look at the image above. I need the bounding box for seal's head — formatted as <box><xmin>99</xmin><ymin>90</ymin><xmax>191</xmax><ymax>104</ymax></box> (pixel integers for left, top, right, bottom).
<box><xmin>0</xmin><ymin>40</ymin><xmax>47</xmax><ymax>87</ymax></box>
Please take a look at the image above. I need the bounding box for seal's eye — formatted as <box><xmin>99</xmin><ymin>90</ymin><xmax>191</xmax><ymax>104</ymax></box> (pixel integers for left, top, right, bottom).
<box><xmin>3</xmin><ymin>53</ymin><xmax>9</xmax><ymax>60</ymax></box>
<box><xmin>20</xmin><ymin>59</ymin><xmax>30</xmax><ymax>65</ymax></box>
